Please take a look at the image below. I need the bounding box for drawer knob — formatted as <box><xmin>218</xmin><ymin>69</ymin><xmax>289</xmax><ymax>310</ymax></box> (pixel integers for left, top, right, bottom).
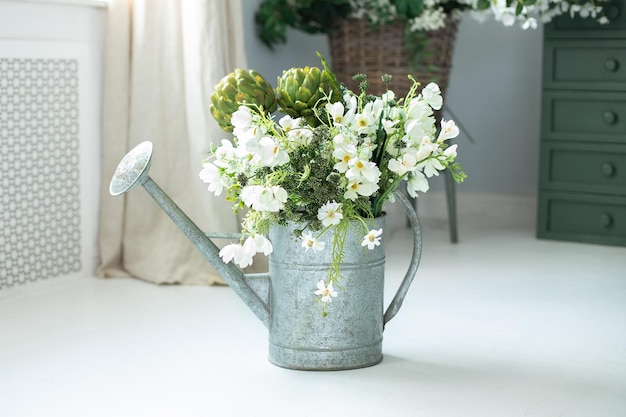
<box><xmin>605</xmin><ymin>4</ymin><xmax>621</xmax><ymax>19</ymax></box>
<box><xmin>600</xmin><ymin>213</ymin><xmax>613</xmax><ymax>228</ymax></box>
<box><xmin>602</xmin><ymin>162</ymin><xmax>616</xmax><ymax>177</ymax></box>
<box><xmin>603</xmin><ymin>111</ymin><xmax>618</xmax><ymax>125</ymax></box>
<box><xmin>604</xmin><ymin>59</ymin><xmax>620</xmax><ymax>72</ymax></box>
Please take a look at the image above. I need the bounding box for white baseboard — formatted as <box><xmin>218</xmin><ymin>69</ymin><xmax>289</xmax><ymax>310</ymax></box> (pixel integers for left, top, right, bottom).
<box><xmin>386</xmin><ymin>192</ymin><xmax>538</xmax><ymax>236</ymax></box>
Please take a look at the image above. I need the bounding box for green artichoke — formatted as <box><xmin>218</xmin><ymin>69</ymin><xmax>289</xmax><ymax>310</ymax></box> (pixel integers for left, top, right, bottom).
<box><xmin>210</xmin><ymin>69</ymin><xmax>277</xmax><ymax>132</ymax></box>
<box><xmin>275</xmin><ymin>62</ymin><xmax>341</xmax><ymax>126</ymax></box>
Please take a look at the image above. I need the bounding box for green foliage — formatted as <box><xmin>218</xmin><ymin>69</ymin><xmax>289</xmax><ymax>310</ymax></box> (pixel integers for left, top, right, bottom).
<box><xmin>255</xmin><ymin>0</ymin><xmax>352</xmax><ymax>49</ymax></box>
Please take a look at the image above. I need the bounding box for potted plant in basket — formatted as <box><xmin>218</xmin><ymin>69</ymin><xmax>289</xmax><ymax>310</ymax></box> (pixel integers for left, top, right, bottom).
<box><xmin>255</xmin><ymin>0</ymin><xmax>610</xmax><ymax>96</ymax></box>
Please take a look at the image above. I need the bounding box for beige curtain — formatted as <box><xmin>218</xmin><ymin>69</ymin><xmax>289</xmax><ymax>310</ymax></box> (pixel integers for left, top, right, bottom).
<box><xmin>96</xmin><ymin>0</ymin><xmax>246</xmax><ymax>285</ymax></box>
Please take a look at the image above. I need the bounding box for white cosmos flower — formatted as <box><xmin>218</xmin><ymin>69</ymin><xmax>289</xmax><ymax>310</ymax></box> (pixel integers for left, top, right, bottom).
<box><xmin>301</xmin><ymin>232</ymin><xmax>325</xmax><ymax>252</ymax></box>
<box><xmin>317</xmin><ymin>201</ymin><xmax>343</xmax><ymax>227</ymax></box>
<box><xmin>332</xmin><ymin>143</ymin><xmax>357</xmax><ymax>173</ymax></box>
<box><xmin>315</xmin><ymin>280</ymin><xmax>338</xmax><ymax>303</ymax></box>
<box><xmin>346</xmin><ymin>158</ymin><xmax>381</xmax><ymax>183</ymax></box>
<box><xmin>354</xmin><ymin>111</ymin><xmax>376</xmax><ymax>135</ymax></box>
<box><xmin>344</xmin><ymin>179</ymin><xmax>379</xmax><ymax>200</ymax></box>
<box><xmin>361</xmin><ymin>228</ymin><xmax>383</xmax><ymax>250</ymax></box>
<box><xmin>257</xmin><ymin>136</ymin><xmax>289</xmax><ymax>167</ymax></box>
<box><xmin>327</xmin><ymin>101</ymin><xmax>346</xmax><ymax>126</ymax></box>
<box><xmin>231</xmin><ymin>106</ymin><xmax>252</xmax><ymax>131</ymax></box>
<box><xmin>278</xmin><ymin>114</ymin><xmax>299</xmax><ymax>132</ymax></box>
<box><xmin>199</xmin><ymin>162</ymin><xmax>224</xmax><ymax>196</ymax></box>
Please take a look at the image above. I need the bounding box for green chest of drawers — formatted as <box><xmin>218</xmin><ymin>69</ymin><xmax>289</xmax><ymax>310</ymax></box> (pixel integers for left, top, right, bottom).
<box><xmin>537</xmin><ymin>1</ymin><xmax>626</xmax><ymax>246</ymax></box>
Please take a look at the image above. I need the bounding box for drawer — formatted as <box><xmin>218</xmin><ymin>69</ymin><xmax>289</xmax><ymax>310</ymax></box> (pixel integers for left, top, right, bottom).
<box><xmin>537</xmin><ymin>192</ymin><xmax>626</xmax><ymax>246</ymax></box>
<box><xmin>543</xmin><ymin>40</ymin><xmax>626</xmax><ymax>91</ymax></box>
<box><xmin>545</xmin><ymin>0</ymin><xmax>626</xmax><ymax>38</ymax></box>
<box><xmin>540</xmin><ymin>142</ymin><xmax>626</xmax><ymax>194</ymax></box>
<box><xmin>542</xmin><ymin>91</ymin><xmax>626</xmax><ymax>143</ymax></box>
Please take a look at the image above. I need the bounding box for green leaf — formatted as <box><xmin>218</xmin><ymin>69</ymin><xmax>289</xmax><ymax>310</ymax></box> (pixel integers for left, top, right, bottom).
<box><xmin>476</xmin><ymin>0</ymin><xmax>491</xmax><ymax>10</ymax></box>
<box><xmin>395</xmin><ymin>0</ymin><xmax>408</xmax><ymax>17</ymax></box>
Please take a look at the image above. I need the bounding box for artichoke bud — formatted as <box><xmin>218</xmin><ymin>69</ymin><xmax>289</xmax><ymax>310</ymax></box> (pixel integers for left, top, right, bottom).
<box><xmin>210</xmin><ymin>68</ymin><xmax>277</xmax><ymax>132</ymax></box>
<box><xmin>276</xmin><ymin>65</ymin><xmax>341</xmax><ymax>126</ymax></box>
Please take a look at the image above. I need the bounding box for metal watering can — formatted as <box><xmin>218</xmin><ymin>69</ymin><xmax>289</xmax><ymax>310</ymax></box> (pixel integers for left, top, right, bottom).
<box><xmin>110</xmin><ymin>141</ymin><xmax>422</xmax><ymax>370</ymax></box>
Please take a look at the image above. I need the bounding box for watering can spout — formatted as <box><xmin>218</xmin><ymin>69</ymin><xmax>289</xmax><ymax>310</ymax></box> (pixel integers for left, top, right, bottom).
<box><xmin>109</xmin><ymin>141</ymin><xmax>271</xmax><ymax>328</ymax></box>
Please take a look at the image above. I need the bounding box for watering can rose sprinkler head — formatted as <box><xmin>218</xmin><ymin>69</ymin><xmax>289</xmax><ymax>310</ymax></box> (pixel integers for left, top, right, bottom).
<box><xmin>109</xmin><ymin>141</ymin><xmax>153</xmax><ymax>197</ymax></box>
<box><xmin>108</xmin><ymin>141</ymin><xmax>271</xmax><ymax>328</ymax></box>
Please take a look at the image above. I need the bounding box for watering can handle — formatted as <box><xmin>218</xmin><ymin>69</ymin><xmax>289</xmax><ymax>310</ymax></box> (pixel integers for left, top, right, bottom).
<box><xmin>383</xmin><ymin>190</ymin><xmax>422</xmax><ymax>326</ymax></box>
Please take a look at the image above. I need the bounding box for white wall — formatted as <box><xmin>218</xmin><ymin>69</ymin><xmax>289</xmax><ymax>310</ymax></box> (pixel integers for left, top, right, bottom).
<box><xmin>242</xmin><ymin>2</ymin><xmax>543</xmax><ymax>196</ymax></box>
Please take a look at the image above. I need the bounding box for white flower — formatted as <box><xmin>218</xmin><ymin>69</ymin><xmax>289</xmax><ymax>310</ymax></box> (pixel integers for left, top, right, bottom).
<box><xmin>219</xmin><ymin>243</ymin><xmax>254</xmax><ymax>269</ymax></box>
<box><xmin>416</xmin><ymin>136</ymin><xmax>436</xmax><ymax>161</ymax></box>
<box><xmin>421</xmin><ymin>82</ymin><xmax>443</xmax><ymax>111</ymax></box>
<box><xmin>522</xmin><ymin>17</ymin><xmax>538</xmax><ymax>30</ymax></box>
<box><xmin>444</xmin><ymin>144</ymin><xmax>458</xmax><ymax>159</ymax></box>
<box><xmin>381</xmin><ymin>90</ymin><xmax>395</xmax><ymax>103</ymax></box>
<box><xmin>437</xmin><ymin>119</ymin><xmax>460</xmax><ymax>143</ymax></box>
<box><xmin>333</xmin><ymin>142</ymin><xmax>357</xmax><ymax>173</ymax></box>
<box><xmin>259</xmin><ymin>186</ymin><xmax>288</xmax><ymax>212</ymax></box>
<box><xmin>407</xmin><ymin>171</ymin><xmax>430</xmax><ymax>198</ymax></box>
<box><xmin>231</xmin><ymin>106</ymin><xmax>252</xmax><ymax>131</ymax></box>
<box><xmin>388</xmin><ymin>151</ymin><xmax>417</xmax><ymax>175</ymax></box>
<box><xmin>278</xmin><ymin>114</ymin><xmax>298</xmax><ymax>132</ymax></box>
<box><xmin>346</xmin><ymin>158</ymin><xmax>381</xmax><ymax>183</ymax></box>
<box><xmin>301</xmin><ymin>232</ymin><xmax>325</xmax><ymax>252</ymax></box>
<box><xmin>327</xmin><ymin>101</ymin><xmax>348</xmax><ymax>126</ymax></box>
<box><xmin>408</xmin><ymin>7</ymin><xmax>446</xmax><ymax>31</ymax></box>
<box><xmin>257</xmin><ymin>136</ymin><xmax>289</xmax><ymax>167</ymax></box>
<box><xmin>241</xmin><ymin>185</ymin><xmax>288</xmax><ymax>212</ymax></box>
<box><xmin>213</xmin><ymin>139</ymin><xmax>239</xmax><ymax>168</ymax></box>
<box><xmin>361</xmin><ymin>228</ymin><xmax>383</xmax><ymax>250</ymax></box>
<box><xmin>418</xmin><ymin>155</ymin><xmax>445</xmax><ymax>178</ymax></box>
<box><xmin>314</xmin><ymin>280</ymin><xmax>338</xmax><ymax>303</ymax></box>
<box><xmin>344</xmin><ymin>179</ymin><xmax>379</xmax><ymax>200</ymax></box>
<box><xmin>317</xmin><ymin>201</ymin><xmax>343</xmax><ymax>227</ymax></box>
<box><xmin>243</xmin><ymin>234</ymin><xmax>274</xmax><ymax>256</ymax></box>
<box><xmin>353</xmin><ymin>110</ymin><xmax>376</xmax><ymax>135</ymax></box>
<box><xmin>199</xmin><ymin>162</ymin><xmax>224</xmax><ymax>196</ymax></box>
<box><xmin>405</xmin><ymin>99</ymin><xmax>435</xmax><ymax>140</ymax></box>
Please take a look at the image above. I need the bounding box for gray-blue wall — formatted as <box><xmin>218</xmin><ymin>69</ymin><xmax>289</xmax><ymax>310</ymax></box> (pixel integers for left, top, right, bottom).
<box><xmin>242</xmin><ymin>3</ymin><xmax>543</xmax><ymax>196</ymax></box>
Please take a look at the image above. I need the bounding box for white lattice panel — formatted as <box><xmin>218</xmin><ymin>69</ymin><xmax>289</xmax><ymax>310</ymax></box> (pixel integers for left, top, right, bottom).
<box><xmin>0</xmin><ymin>40</ymin><xmax>100</xmax><ymax>290</ymax></box>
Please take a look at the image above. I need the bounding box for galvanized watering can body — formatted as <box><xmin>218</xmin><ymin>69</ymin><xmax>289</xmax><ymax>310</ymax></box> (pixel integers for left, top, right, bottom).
<box><xmin>110</xmin><ymin>142</ymin><xmax>422</xmax><ymax>371</ymax></box>
<box><xmin>268</xmin><ymin>217</ymin><xmax>386</xmax><ymax>370</ymax></box>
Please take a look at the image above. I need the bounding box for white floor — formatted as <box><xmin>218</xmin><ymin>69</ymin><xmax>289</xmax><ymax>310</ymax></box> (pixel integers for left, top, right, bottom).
<box><xmin>1</xmin><ymin>195</ymin><xmax>625</xmax><ymax>417</ymax></box>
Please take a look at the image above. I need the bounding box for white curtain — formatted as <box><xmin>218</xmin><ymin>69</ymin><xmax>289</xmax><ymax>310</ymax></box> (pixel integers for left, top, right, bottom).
<box><xmin>96</xmin><ymin>0</ymin><xmax>247</xmax><ymax>285</ymax></box>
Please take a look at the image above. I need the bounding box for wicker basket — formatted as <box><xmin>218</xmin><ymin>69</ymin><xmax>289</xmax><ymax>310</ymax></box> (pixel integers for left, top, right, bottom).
<box><xmin>329</xmin><ymin>18</ymin><xmax>459</xmax><ymax>99</ymax></box>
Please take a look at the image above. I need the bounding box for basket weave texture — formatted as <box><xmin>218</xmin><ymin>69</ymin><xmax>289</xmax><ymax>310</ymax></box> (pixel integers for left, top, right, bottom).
<box><xmin>329</xmin><ymin>18</ymin><xmax>459</xmax><ymax>98</ymax></box>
